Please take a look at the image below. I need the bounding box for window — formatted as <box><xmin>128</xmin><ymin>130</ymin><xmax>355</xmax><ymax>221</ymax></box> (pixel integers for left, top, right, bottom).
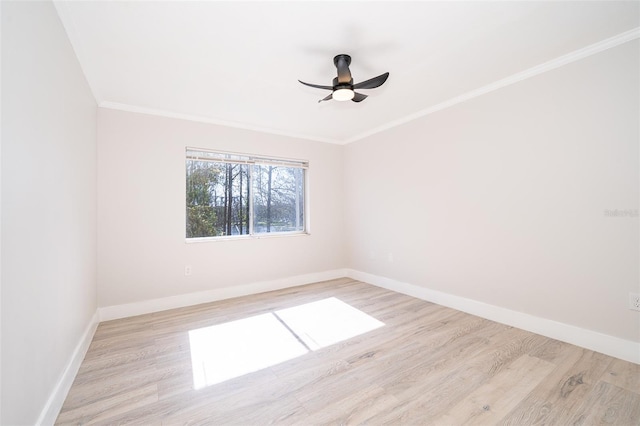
<box><xmin>186</xmin><ymin>148</ymin><xmax>307</xmax><ymax>239</ymax></box>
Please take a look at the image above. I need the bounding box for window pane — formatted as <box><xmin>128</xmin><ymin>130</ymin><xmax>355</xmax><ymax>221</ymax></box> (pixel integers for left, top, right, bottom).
<box><xmin>186</xmin><ymin>160</ymin><xmax>249</xmax><ymax>237</ymax></box>
<box><xmin>252</xmin><ymin>165</ymin><xmax>304</xmax><ymax>234</ymax></box>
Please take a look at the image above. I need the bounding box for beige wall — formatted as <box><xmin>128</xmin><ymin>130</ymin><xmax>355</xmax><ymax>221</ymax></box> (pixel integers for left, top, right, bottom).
<box><xmin>1</xmin><ymin>1</ymin><xmax>98</xmax><ymax>424</ymax></box>
<box><xmin>97</xmin><ymin>108</ymin><xmax>345</xmax><ymax>308</ymax></box>
<box><xmin>345</xmin><ymin>40</ymin><xmax>639</xmax><ymax>342</ymax></box>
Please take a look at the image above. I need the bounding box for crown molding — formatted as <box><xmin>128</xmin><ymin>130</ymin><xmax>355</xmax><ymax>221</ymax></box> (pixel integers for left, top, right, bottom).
<box><xmin>98</xmin><ymin>102</ymin><xmax>342</xmax><ymax>145</ymax></box>
<box><xmin>344</xmin><ymin>26</ymin><xmax>640</xmax><ymax>144</ymax></box>
<box><xmin>70</xmin><ymin>8</ymin><xmax>637</xmax><ymax>147</ymax></box>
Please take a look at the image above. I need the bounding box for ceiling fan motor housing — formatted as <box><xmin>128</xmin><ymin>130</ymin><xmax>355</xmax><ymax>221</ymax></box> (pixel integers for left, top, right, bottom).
<box><xmin>332</xmin><ymin>77</ymin><xmax>353</xmax><ymax>89</ymax></box>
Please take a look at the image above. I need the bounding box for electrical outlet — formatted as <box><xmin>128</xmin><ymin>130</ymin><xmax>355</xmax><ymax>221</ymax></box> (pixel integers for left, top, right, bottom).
<box><xmin>629</xmin><ymin>293</ymin><xmax>640</xmax><ymax>311</ymax></box>
<box><xmin>185</xmin><ymin>265</ymin><xmax>192</xmax><ymax>276</ymax></box>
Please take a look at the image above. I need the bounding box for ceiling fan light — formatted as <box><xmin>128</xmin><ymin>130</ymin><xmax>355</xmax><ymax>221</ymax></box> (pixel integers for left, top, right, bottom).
<box><xmin>333</xmin><ymin>88</ymin><xmax>354</xmax><ymax>102</ymax></box>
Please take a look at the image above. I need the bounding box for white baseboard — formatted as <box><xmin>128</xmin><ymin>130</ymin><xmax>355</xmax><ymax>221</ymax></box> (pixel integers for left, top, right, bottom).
<box><xmin>346</xmin><ymin>269</ymin><xmax>640</xmax><ymax>365</ymax></box>
<box><xmin>98</xmin><ymin>269</ymin><xmax>349</xmax><ymax>322</ymax></box>
<box><xmin>37</xmin><ymin>311</ymin><xmax>99</xmax><ymax>425</ymax></box>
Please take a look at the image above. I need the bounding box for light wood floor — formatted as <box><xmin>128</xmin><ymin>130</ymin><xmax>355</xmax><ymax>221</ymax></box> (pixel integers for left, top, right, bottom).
<box><xmin>57</xmin><ymin>278</ymin><xmax>640</xmax><ymax>425</ymax></box>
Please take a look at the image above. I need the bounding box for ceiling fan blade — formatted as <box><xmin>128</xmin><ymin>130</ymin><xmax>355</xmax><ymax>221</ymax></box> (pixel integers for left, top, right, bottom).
<box><xmin>352</xmin><ymin>92</ymin><xmax>368</xmax><ymax>103</ymax></box>
<box><xmin>353</xmin><ymin>72</ymin><xmax>389</xmax><ymax>90</ymax></box>
<box><xmin>298</xmin><ymin>80</ymin><xmax>333</xmax><ymax>90</ymax></box>
<box><xmin>318</xmin><ymin>93</ymin><xmax>333</xmax><ymax>103</ymax></box>
<box><xmin>334</xmin><ymin>55</ymin><xmax>352</xmax><ymax>84</ymax></box>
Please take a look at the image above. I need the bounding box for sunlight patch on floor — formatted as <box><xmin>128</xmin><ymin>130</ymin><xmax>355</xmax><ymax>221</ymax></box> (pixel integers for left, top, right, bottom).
<box><xmin>188</xmin><ymin>297</ymin><xmax>384</xmax><ymax>389</ymax></box>
<box><xmin>275</xmin><ymin>297</ymin><xmax>385</xmax><ymax>350</ymax></box>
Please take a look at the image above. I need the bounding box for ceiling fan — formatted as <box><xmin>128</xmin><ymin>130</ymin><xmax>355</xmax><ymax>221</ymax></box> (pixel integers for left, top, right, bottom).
<box><xmin>299</xmin><ymin>54</ymin><xmax>389</xmax><ymax>103</ymax></box>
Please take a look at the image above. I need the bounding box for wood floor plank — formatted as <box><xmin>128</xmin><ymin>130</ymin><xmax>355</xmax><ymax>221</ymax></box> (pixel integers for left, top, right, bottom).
<box><xmin>499</xmin><ymin>346</ymin><xmax>615</xmax><ymax>425</ymax></box>
<box><xmin>434</xmin><ymin>354</ymin><xmax>556</xmax><ymax>425</ymax></box>
<box><xmin>569</xmin><ymin>380</ymin><xmax>640</xmax><ymax>425</ymax></box>
<box><xmin>56</xmin><ymin>384</ymin><xmax>158</xmax><ymax>425</ymax></box>
<box><xmin>56</xmin><ymin>278</ymin><xmax>640</xmax><ymax>425</ymax></box>
<box><xmin>62</xmin><ymin>362</ymin><xmax>162</xmax><ymax>411</ymax></box>
<box><xmin>301</xmin><ymin>384</ymin><xmax>399</xmax><ymax>425</ymax></box>
<box><xmin>601</xmin><ymin>357</ymin><xmax>640</xmax><ymax>394</ymax></box>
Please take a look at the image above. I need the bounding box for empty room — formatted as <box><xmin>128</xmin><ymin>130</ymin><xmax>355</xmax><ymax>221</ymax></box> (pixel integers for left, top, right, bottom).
<box><xmin>2</xmin><ymin>0</ymin><xmax>639</xmax><ymax>424</ymax></box>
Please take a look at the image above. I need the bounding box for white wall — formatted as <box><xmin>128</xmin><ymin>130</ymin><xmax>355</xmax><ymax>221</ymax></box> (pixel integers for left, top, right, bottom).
<box><xmin>97</xmin><ymin>108</ymin><xmax>345</xmax><ymax>309</ymax></box>
<box><xmin>345</xmin><ymin>40</ymin><xmax>639</xmax><ymax>343</ymax></box>
<box><xmin>1</xmin><ymin>2</ymin><xmax>97</xmax><ymax>424</ymax></box>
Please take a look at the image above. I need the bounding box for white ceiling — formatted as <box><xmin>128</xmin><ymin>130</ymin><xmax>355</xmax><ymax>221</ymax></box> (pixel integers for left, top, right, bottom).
<box><xmin>54</xmin><ymin>1</ymin><xmax>639</xmax><ymax>144</ymax></box>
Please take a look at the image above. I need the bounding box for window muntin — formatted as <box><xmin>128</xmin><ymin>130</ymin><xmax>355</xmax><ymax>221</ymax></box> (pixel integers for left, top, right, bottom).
<box><xmin>186</xmin><ymin>149</ymin><xmax>307</xmax><ymax>239</ymax></box>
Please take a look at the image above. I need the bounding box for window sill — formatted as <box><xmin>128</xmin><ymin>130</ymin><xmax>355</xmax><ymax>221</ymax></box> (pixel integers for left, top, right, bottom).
<box><xmin>185</xmin><ymin>231</ymin><xmax>310</xmax><ymax>243</ymax></box>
